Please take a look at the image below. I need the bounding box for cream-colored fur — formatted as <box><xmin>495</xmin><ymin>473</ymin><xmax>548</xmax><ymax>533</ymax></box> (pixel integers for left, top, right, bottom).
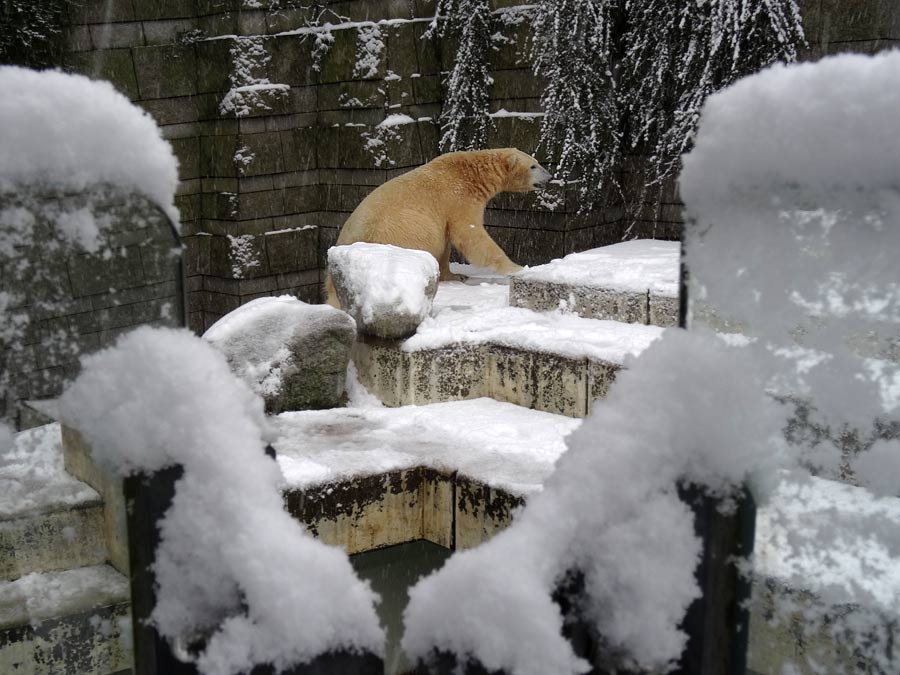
<box><xmin>325</xmin><ymin>148</ymin><xmax>551</xmax><ymax>307</ymax></box>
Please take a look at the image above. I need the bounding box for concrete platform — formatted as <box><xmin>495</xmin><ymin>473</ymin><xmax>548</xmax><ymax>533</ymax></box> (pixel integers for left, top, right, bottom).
<box><xmin>1</xmin><ymin>425</ymin><xmax>106</xmax><ymax>582</ymax></box>
<box><xmin>273</xmin><ymin>399</ymin><xmax>577</xmax><ymax>553</ymax></box>
<box><xmin>353</xmin><ymin>278</ymin><xmax>664</xmax><ymax>417</ymax></box>
<box><xmin>0</xmin><ymin>564</ymin><xmax>131</xmax><ymax>675</ymax></box>
<box><xmin>509</xmin><ymin>240</ymin><xmax>680</xmax><ymax>326</ymax></box>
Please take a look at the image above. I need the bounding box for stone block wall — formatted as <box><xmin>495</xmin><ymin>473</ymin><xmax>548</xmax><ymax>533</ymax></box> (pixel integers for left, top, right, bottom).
<box><xmin>56</xmin><ymin>0</ymin><xmax>900</xmax><ymax>332</ymax></box>
<box><xmin>0</xmin><ymin>191</ymin><xmax>183</xmax><ymax>424</ymax></box>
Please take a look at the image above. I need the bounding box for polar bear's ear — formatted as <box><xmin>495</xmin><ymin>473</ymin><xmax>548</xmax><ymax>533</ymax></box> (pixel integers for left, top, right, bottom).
<box><xmin>505</xmin><ymin>153</ymin><xmax>519</xmax><ymax>170</ymax></box>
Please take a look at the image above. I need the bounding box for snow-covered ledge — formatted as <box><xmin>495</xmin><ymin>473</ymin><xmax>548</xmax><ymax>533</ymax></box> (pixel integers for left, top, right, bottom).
<box><xmin>510</xmin><ymin>240</ymin><xmax>681</xmax><ymax>326</ymax></box>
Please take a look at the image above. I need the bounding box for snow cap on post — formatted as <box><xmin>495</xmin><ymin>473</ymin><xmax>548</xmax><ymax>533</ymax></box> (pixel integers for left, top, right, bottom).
<box><xmin>0</xmin><ymin>66</ymin><xmax>180</xmax><ymax>227</ymax></box>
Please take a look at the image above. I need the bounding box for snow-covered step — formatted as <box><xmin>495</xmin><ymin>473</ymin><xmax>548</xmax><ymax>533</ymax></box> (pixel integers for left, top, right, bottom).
<box><xmin>273</xmin><ymin>399</ymin><xmax>580</xmax><ymax>552</ymax></box>
<box><xmin>0</xmin><ymin>424</ymin><xmax>107</xmax><ymax>581</ymax></box>
<box><xmin>353</xmin><ymin>279</ymin><xmax>664</xmax><ymax>417</ymax></box>
<box><xmin>509</xmin><ymin>240</ymin><xmax>680</xmax><ymax>327</ymax></box>
<box><xmin>0</xmin><ymin>564</ymin><xmax>132</xmax><ymax>675</ymax></box>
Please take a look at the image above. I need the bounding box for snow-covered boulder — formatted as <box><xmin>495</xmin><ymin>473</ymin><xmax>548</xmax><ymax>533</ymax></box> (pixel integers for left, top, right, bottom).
<box><xmin>203</xmin><ymin>296</ymin><xmax>356</xmax><ymax>413</ymax></box>
<box><xmin>328</xmin><ymin>242</ymin><xmax>439</xmax><ymax>339</ymax></box>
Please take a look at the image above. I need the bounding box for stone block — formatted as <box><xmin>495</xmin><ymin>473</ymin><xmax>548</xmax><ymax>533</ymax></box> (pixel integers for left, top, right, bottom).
<box><xmin>412</xmin><ymin>74</ymin><xmax>442</xmax><ymax>105</ymax></box>
<box><xmin>205</xmin><ymin>297</ymin><xmax>356</xmax><ymax>412</ymax></box>
<box><xmin>0</xmin><ymin>504</ymin><xmax>106</xmax><ymax>582</ymax></box>
<box><xmin>509</xmin><ymin>278</ymin><xmax>650</xmax><ymax>324</ymax></box>
<box><xmin>386</xmin><ymin>23</ymin><xmax>422</xmax><ymax>77</ymax></box>
<box><xmin>89</xmin><ymin>21</ymin><xmax>144</xmax><ymax>49</ymax></box>
<box><xmin>133</xmin><ymin>44</ymin><xmax>198</xmax><ymax>99</ymax></box>
<box><xmin>198</xmin><ymin>10</ymin><xmax>239</xmax><ymax>38</ymax></box>
<box><xmin>195</xmin><ymin>38</ymin><xmax>234</xmax><ymax>93</ymax></box>
<box><xmin>239</xmin><ymin>131</ymin><xmax>285</xmax><ymax>176</ymax></box>
<box><xmin>284</xmin><ymin>468</ymin><xmax>453</xmax><ymax>555</ymax></box>
<box><xmin>201</xmin><ymin>134</ymin><xmax>239</xmax><ymax>178</ymax></box>
<box><xmin>67</xmin><ymin>246</ymin><xmax>145</xmax><ymax>297</ymax></box>
<box><xmin>265</xmin><ymin>7</ymin><xmax>319</xmax><ymax>34</ymax></box>
<box><xmin>283</xmin><ymin>185</ymin><xmax>321</xmax><ymax>213</ymax></box>
<box><xmin>455</xmin><ymin>476</ymin><xmax>524</xmax><ymax>550</ymax></box>
<box><xmin>586</xmin><ymin>359</ymin><xmax>622</xmax><ymax>414</ymax></box>
<box><xmin>69</xmin><ymin>0</ymin><xmax>134</xmax><ymax>23</ymax></box>
<box><xmin>139</xmin><ymin>95</ymin><xmax>202</xmax><ymax>126</ymax></box>
<box><xmin>747</xmin><ymin>579</ymin><xmax>876</xmax><ymax>675</ymax></box>
<box><xmin>237</xmin><ymin>189</ymin><xmax>286</xmax><ymax>220</ymax></box>
<box><xmin>62</xmin><ymin>427</ymin><xmax>130</xmax><ymax>575</ymax></box>
<box><xmin>648</xmin><ymin>292</ymin><xmax>679</xmax><ymax>328</ymax></box>
<box><xmin>330</xmin><ymin>243</ymin><xmax>439</xmax><ymax>339</ymax></box>
<box><xmin>0</xmin><ymin>589</ymin><xmax>132</xmax><ymax>675</ymax></box>
<box><xmin>490</xmin><ymin>68</ymin><xmax>543</xmax><ymax>100</ymax></box>
<box><xmin>265</xmin><ymin>226</ymin><xmax>318</xmax><ymax>273</ymax></box>
<box><xmin>409</xmin><ymin>345</ymin><xmax>491</xmax><ymax>404</ymax></box>
<box><xmin>351</xmin><ymin>338</ymin><xmax>412</xmax><ymax>407</ymax></box>
<box><xmin>280</xmin><ymin>127</ymin><xmax>319</xmax><ymax>172</ymax></box>
<box><xmin>488</xmin><ymin>346</ymin><xmax>589</xmax><ymax>417</ymax></box>
<box><xmin>820</xmin><ymin>0</ymin><xmax>900</xmax><ymax>42</ymax></box>
<box><xmin>65</xmin><ymin>49</ymin><xmax>139</xmax><ymax>100</ymax></box>
<box><xmin>319</xmin><ymin>26</ymin><xmax>360</xmax><ymax>84</ymax></box>
<box><xmin>142</xmin><ymin>18</ymin><xmax>199</xmax><ymax>45</ymax></box>
<box><xmin>268</xmin><ymin>35</ymin><xmax>318</xmax><ymax>87</ymax></box>
<box><xmin>485</xmin><ymin>225</ymin><xmax>564</xmax><ymax>268</ymax></box>
<box><xmin>237</xmin><ymin>9</ymin><xmax>268</xmax><ymax>35</ymax></box>
<box><xmin>562</xmin><ymin>226</ymin><xmax>597</xmax><ymax>255</ymax></box>
<box><xmin>65</xmin><ymin>26</ymin><xmax>93</xmax><ymax>52</ymax></box>
<box><xmin>133</xmin><ymin>0</ymin><xmax>196</xmax><ymax>20</ymax></box>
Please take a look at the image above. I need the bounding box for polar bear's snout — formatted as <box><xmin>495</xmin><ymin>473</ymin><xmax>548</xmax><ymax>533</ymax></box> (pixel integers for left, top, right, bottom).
<box><xmin>530</xmin><ymin>164</ymin><xmax>553</xmax><ymax>189</ymax></box>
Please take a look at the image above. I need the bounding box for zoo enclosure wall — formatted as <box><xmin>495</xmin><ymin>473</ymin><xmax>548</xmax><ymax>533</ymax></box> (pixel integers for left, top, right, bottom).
<box><xmin>50</xmin><ymin>0</ymin><xmax>900</xmax><ymax>333</ymax></box>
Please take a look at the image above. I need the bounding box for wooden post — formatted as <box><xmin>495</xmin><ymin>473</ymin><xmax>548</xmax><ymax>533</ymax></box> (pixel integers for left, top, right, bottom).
<box><xmin>124</xmin><ymin>457</ymin><xmax>384</xmax><ymax>675</ymax></box>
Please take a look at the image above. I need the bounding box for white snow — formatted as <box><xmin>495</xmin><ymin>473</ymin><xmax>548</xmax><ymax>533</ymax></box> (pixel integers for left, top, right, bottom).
<box><xmin>59</xmin><ymin>327</ymin><xmax>383</xmax><ymax>675</ymax></box>
<box><xmin>0</xmin><ymin>67</ymin><xmax>179</xmax><ymax>225</ymax></box>
<box><xmin>406</xmin><ymin>286</ymin><xmax>664</xmax><ymax>364</ymax></box>
<box><xmin>755</xmin><ymin>472</ymin><xmax>900</xmax><ymax>616</ymax></box>
<box><xmin>0</xmin><ymin>564</ymin><xmax>128</xmax><ymax>628</ymax></box>
<box><xmin>677</xmin><ymin>50</ymin><xmax>900</xmax><ymax>673</ymax></box>
<box><xmin>273</xmin><ymin>398</ymin><xmax>580</xmax><ymax>496</ymax></box>
<box><xmin>402</xmin><ymin>329</ymin><xmax>788</xmax><ymax>675</ymax></box>
<box><xmin>682</xmin><ymin>51</ymin><xmax>900</xmax><ymax>444</ymax></box>
<box><xmin>488</xmin><ymin>109</ymin><xmax>545</xmax><ymax>119</ymax></box>
<box><xmin>682</xmin><ymin>51</ymin><xmax>900</xmax><ymax>210</ymax></box>
<box><xmin>203</xmin><ymin>296</ymin><xmax>354</xmax><ymax>400</ymax></box>
<box><xmin>329</xmin><ymin>243</ymin><xmax>439</xmax><ymax>327</ymax></box>
<box><xmin>0</xmin><ymin>423</ymin><xmax>99</xmax><ymax>519</ymax></box>
<box><xmin>516</xmin><ymin>240</ymin><xmax>680</xmax><ymax>296</ymax></box>
<box><xmin>377</xmin><ymin>113</ymin><xmax>417</xmax><ymax>128</ymax></box>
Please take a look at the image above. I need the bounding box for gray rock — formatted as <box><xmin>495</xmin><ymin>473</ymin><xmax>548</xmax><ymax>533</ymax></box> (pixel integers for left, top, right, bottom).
<box><xmin>204</xmin><ymin>296</ymin><xmax>356</xmax><ymax>412</ymax></box>
<box><xmin>329</xmin><ymin>243</ymin><xmax>439</xmax><ymax>339</ymax></box>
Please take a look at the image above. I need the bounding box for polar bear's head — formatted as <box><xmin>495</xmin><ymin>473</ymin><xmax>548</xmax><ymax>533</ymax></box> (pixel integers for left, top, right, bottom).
<box><xmin>501</xmin><ymin>148</ymin><xmax>553</xmax><ymax>193</ymax></box>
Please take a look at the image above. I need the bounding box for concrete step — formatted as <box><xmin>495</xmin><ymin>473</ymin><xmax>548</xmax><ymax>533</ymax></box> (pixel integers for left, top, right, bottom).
<box><xmin>353</xmin><ymin>320</ymin><xmax>661</xmax><ymax>418</ymax></box>
<box><xmin>1</xmin><ymin>424</ymin><xmax>107</xmax><ymax>582</ymax></box>
<box><xmin>509</xmin><ymin>240</ymin><xmax>680</xmax><ymax>327</ymax></box>
<box><xmin>0</xmin><ymin>564</ymin><xmax>132</xmax><ymax>675</ymax></box>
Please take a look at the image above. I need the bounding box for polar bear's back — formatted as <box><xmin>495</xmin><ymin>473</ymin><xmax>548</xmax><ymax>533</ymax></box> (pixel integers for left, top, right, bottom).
<box><xmin>337</xmin><ymin>160</ymin><xmax>461</xmax><ymax>259</ymax></box>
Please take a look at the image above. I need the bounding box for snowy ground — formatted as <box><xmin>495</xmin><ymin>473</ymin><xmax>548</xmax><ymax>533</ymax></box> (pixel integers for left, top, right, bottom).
<box><xmin>272</xmin><ymin>398</ymin><xmax>580</xmax><ymax>495</ymax></box>
<box><xmin>0</xmin><ymin>423</ymin><xmax>98</xmax><ymax>519</ymax></box>
<box><xmin>514</xmin><ymin>240</ymin><xmax>680</xmax><ymax>296</ymax></box>
<box><xmin>406</xmin><ymin>263</ymin><xmax>665</xmax><ymax>363</ymax></box>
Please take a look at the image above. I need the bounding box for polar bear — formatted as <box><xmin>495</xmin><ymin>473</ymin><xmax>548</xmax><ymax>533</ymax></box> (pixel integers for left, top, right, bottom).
<box><xmin>325</xmin><ymin>148</ymin><xmax>552</xmax><ymax>307</ymax></box>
